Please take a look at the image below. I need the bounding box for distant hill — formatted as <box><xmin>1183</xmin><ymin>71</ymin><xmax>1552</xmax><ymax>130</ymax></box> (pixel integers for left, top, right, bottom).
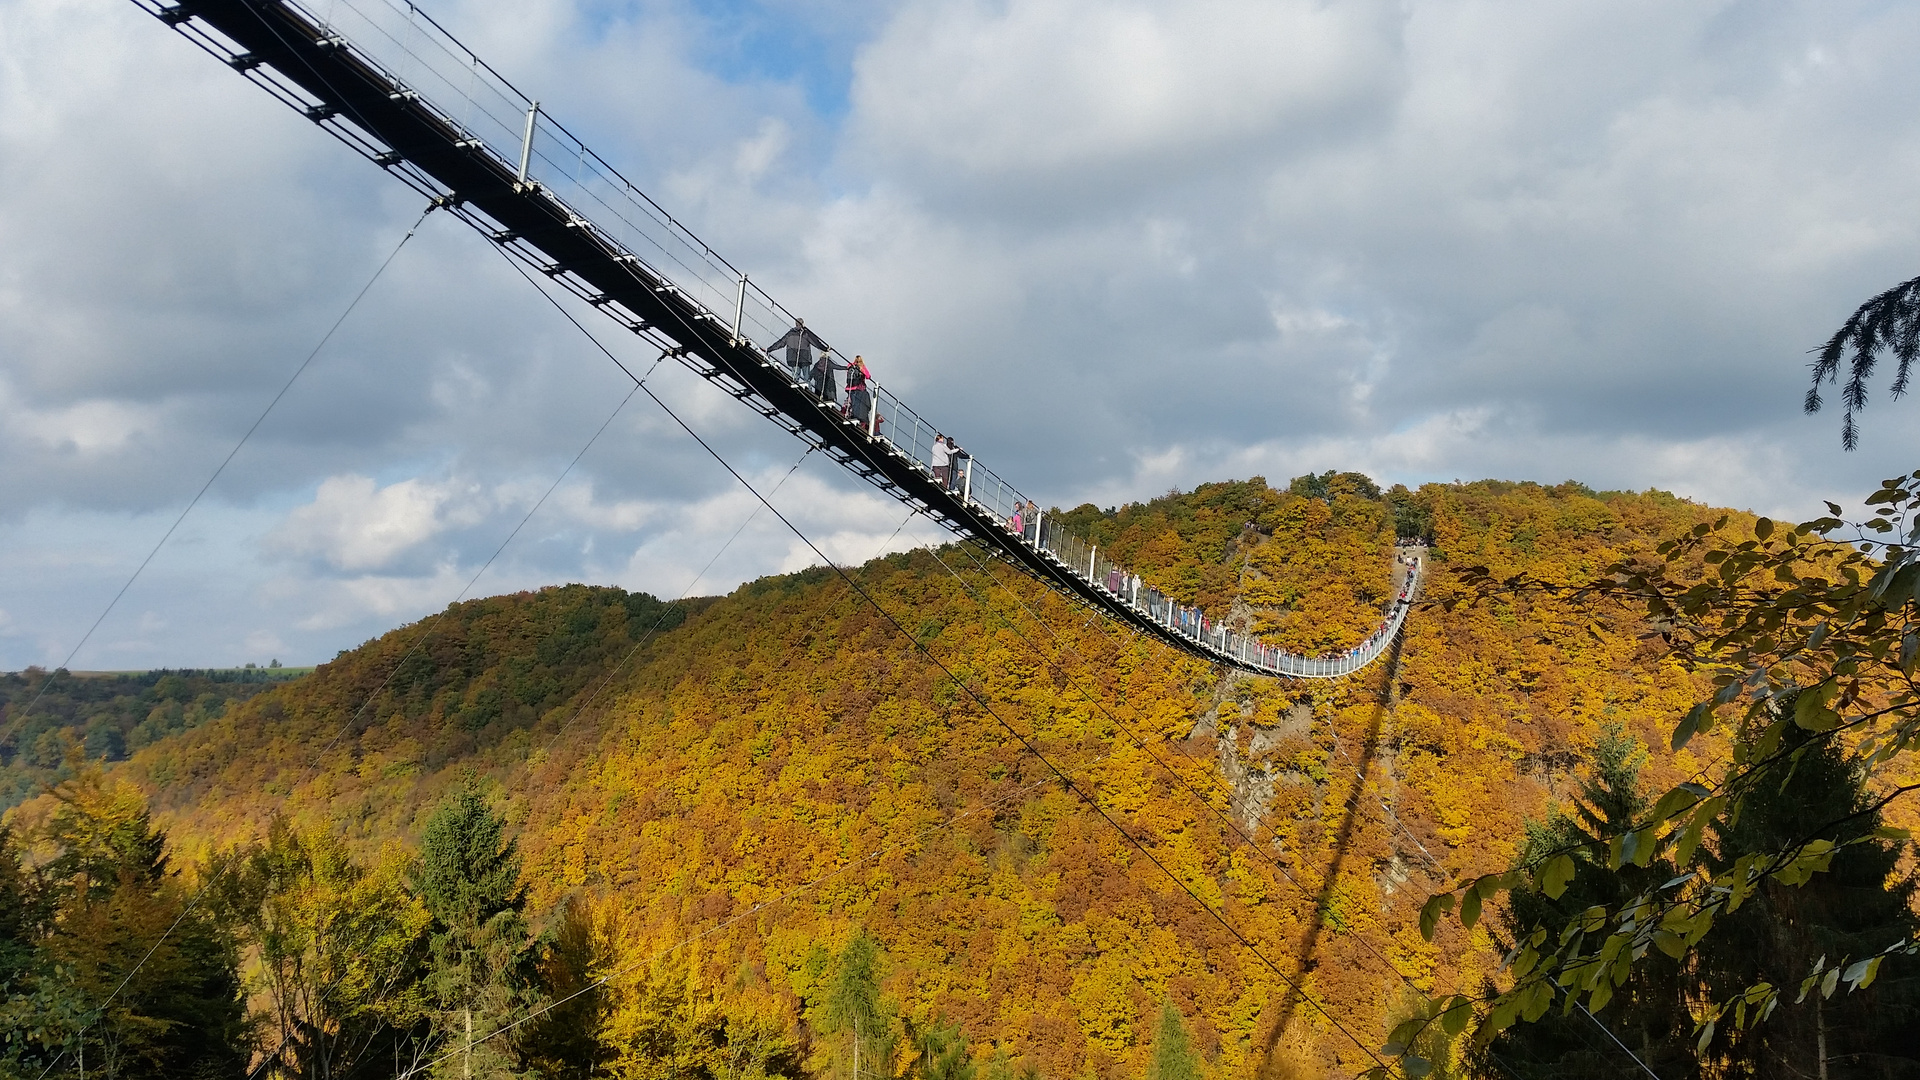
<box><xmin>0</xmin><ymin>664</ymin><xmax>308</xmax><ymax>809</ymax></box>
<box><xmin>11</xmin><ymin>476</ymin><xmax>1734</xmax><ymax>1078</ymax></box>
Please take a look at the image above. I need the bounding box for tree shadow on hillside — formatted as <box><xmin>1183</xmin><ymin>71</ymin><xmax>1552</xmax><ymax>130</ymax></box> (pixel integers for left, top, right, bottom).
<box><xmin>1257</xmin><ymin>631</ymin><xmax>1404</xmax><ymax>1078</ymax></box>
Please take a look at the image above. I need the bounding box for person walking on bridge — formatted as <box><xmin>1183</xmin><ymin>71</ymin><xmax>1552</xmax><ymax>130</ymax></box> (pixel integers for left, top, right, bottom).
<box><xmin>931</xmin><ymin>434</ymin><xmax>954</xmax><ymax>489</ymax></box>
<box><xmin>767</xmin><ymin>318</ymin><xmax>830</xmax><ymax>384</ymax></box>
<box><xmin>846</xmin><ymin>355</ymin><xmax>874</xmax><ymax>429</ymax></box>
<box><xmin>810</xmin><ymin>351</ymin><xmax>846</xmax><ymax>405</ymax></box>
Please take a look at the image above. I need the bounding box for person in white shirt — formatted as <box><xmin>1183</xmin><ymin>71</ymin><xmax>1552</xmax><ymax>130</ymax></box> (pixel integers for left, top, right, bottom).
<box><xmin>931</xmin><ymin>434</ymin><xmax>954</xmax><ymax>490</ymax></box>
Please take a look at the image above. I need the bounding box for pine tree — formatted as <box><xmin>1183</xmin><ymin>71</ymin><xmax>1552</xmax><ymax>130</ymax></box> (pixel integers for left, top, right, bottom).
<box><xmin>1696</xmin><ymin>719</ymin><xmax>1920</xmax><ymax>1078</ymax></box>
<box><xmin>518</xmin><ymin>896</ymin><xmax>613</xmax><ymax>1080</ymax></box>
<box><xmin>819</xmin><ymin>931</ymin><xmax>889</xmax><ymax>1080</ymax></box>
<box><xmin>1146</xmin><ymin>1001</ymin><xmax>1202</xmax><ymax>1080</ymax></box>
<box><xmin>1482</xmin><ymin>724</ymin><xmax>1695</xmax><ymax>1080</ymax></box>
<box><xmin>910</xmin><ymin>1015</ymin><xmax>974</xmax><ymax>1080</ymax></box>
<box><xmin>412</xmin><ymin>784</ymin><xmax>538</xmax><ymax>1079</ymax></box>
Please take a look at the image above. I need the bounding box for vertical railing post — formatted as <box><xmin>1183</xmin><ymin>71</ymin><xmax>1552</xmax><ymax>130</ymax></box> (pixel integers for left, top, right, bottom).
<box><xmin>516</xmin><ymin>101</ymin><xmax>538</xmax><ymax>187</ymax></box>
<box><xmin>962</xmin><ymin>459</ymin><xmax>972</xmax><ymax>505</ymax></box>
<box><xmin>730</xmin><ymin>273</ymin><xmax>746</xmax><ymax>346</ymax></box>
<box><xmin>1089</xmin><ymin>545</ymin><xmax>1097</xmax><ymax>581</ymax></box>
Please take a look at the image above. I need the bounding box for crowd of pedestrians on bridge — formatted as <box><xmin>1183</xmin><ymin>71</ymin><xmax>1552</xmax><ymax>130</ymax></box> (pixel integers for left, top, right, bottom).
<box><xmin>761</xmin><ymin>316</ymin><xmax>1417</xmax><ymax>677</ymax></box>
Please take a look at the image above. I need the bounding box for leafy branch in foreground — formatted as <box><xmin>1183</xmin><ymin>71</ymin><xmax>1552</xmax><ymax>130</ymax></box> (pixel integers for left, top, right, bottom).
<box><xmin>1372</xmin><ymin>470</ymin><xmax>1920</xmax><ymax>1078</ymax></box>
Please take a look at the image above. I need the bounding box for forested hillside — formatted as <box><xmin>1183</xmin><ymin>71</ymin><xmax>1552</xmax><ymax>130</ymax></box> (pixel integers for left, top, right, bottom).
<box><xmin>8</xmin><ymin>475</ymin><xmax>1862</xmax><ymax>1079</ymax></box>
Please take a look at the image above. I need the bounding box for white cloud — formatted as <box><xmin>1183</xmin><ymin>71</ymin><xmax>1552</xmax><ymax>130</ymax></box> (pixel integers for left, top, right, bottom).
<box><xmin>271</xmin><ymin>475</ymin><xmax>475</xmax><ymax>573</ymax></box>
<box><xmin>847</xmin><ymin>0</ymin><xmax>1405</xmax><ymax>188</ymax></box>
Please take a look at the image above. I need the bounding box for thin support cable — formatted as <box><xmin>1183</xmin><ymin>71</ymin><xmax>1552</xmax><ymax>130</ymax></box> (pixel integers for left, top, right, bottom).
<box><xmin>25</xmin><ymin>205</ymin><xmax>436</xmax><ymax>1080</ymax></box>
<box><xmin>603</xmin><ymin>380</ymin><xmax>1399</xmax><ymax>1076</ymax></box>
<box><xmin>412</xmin><ymin>737</ymin><xmax>1131</xmax><ymax>1076</ymax></box>
<box><xmin>530</xmin><ymin>443</ymin><xmax>814</xmax><ymax>763</ymax></box>
<box><xmin>40</xmin><ymin>294</ymin><xmax>638</xmax><ymax>1080</ymax></box>
<box><xmin>20</xmin><ymin>205</ymin><xmax>434</xmax><ymax>719</ymax></box>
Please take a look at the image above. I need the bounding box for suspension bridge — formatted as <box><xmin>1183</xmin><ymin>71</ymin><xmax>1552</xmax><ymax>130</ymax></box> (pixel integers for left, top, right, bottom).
<box><xmin>131</xmin><ymin>0</ymin><xmax>1419</xmax><ymax>679</ymax></box>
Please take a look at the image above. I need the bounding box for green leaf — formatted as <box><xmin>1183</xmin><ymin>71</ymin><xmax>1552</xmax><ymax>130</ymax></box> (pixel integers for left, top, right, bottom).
<box><xmin>1521</xmin><ymin>980</ymin><xmax>1554</xmax><ymax>1022</ymax></box>
<box><xmin>1794</xmin><ymin>684</ymin><xmax>1841</xmax><ymax>732</ymax></box>
<box><xmin>1541</xmin><ymin>854</ymin><xmax>1576</xmax><ymax>900</ymax></box>
<box><xmin>1755</xmin><ymin>517</ymin><xmax>1774</xmax><ymax>540</ymax></box>
<box><xmin>1674</xmin><ymin>796</ymin><xmax>1725</xmax><ymax>866</ymax></box>
<box><xmin>1695</xmin><ymin>1019</ymin><xmax>1717</xmax><ymax>1054</ymax></box>
<box><xmin>1383</xmin><ymin>1017</ymin><xmax>1426</xmax><ymax>1057</ymax></box>
<box><xmin>1821</xmin><ymin>966</ymin><xmax>1841</xmax><ymax>999</ymax></box>
<box><xmin>1842</xmin><ymin>956</ymin><xmax>1880</xmax><ymax>990</ymax></box>
<box><xmin>1461</xmin><ymin>887</ymin><xmax>1483</xmax><ymax>930</ymax></box>
<box><xmin>1651</xmin><ymin>782</ymin><xmax>1710</xmax><ymax>823</ymax></box>
<box><xmin>1672</xmin><ymin>703</ymin><xmax>1708</xmax><ymax>750</ymax></box>
<box><xmin>1419</xmin><ymin>893</ymin><xmax>1455</xmax><ymax>941</ymax></box>
<box><xmin>1403</xmin><ymin>1055</ymin><xmax>1433</xmax><ymax>1078</ymax></box>
<box><xmin>1441</xmin><ymin>996</ymin><xmax>1472</xmax><ymax>1038</ymax></box>
<box><xmin>1629</xmin><ymin>827</ymin><xmax>1658</xmax><ymax>868</ymax></box>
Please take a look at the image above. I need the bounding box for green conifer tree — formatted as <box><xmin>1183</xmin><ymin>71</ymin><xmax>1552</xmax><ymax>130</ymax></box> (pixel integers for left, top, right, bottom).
<box><xmin>1146</xmin><ymin>1001</ymin><xmax>1202</xmax><ymax>1080</ymax></box>
<box><xmin>16</xmin><ymin>770</ymin><xmax>248</xmax><ymax>1079</ymax></box>
<box><xmin>412</xmin><ymin>784</ymin><xmax>538</xmax><ymax>1079</ymax></box>
<box><xmin>1696</xmin><ymin>719</ymin><xmax>1920</xmax><ymax>1078</ymax></box>
<box><xmin>819</xmin><ymin>931</ymin><xmax>890</xmax><ymax>1080</ymax></box>
<box><xmin>910</xmin><ymin>1015</ymin><xmax>974</xmax><ymax>1080</ymax></box>
<box><xmin>1482</xmin><ymin>725</ymin><xmax>1695</xmax><ymax>1080</ymax></box>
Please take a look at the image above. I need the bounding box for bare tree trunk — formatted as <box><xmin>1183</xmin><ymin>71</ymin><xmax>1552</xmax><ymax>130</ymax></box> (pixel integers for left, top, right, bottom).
<box><xmin>1816</xmin><ymin>996</ymin><xmax>1828</xmax><ymax>1080</ymax></box>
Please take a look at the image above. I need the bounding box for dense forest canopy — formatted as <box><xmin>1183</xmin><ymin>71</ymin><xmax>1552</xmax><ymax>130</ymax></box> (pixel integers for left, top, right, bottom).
<box><xmin>2</xmin><ymin>474</ymin><xmax>1914</xmax><ymax>1079</ymax></box>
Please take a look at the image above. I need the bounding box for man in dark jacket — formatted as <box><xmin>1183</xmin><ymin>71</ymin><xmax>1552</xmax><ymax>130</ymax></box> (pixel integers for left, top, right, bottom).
<box><xmin>810</xmin><ymin>351</ymin><xmax>846</xmax><ymax>404</ymax></box>
<box><xmin>766</xmin><ymin>318</ymin><xmax>830</xmax><ymax>383</ymax></box>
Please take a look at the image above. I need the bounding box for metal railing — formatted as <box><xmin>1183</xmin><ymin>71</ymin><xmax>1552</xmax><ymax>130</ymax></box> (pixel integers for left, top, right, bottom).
<box><xmin>152</xmin><ymin>0</ymin><xmax>1417</xmax><ymax>680</ymax></box>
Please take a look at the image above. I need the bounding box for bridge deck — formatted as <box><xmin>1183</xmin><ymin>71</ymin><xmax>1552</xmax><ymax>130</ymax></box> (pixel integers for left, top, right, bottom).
<box><xmin>134</xmin><ymin>0</ymin><xmax>1416</xmax><ymax>678</ymax></box>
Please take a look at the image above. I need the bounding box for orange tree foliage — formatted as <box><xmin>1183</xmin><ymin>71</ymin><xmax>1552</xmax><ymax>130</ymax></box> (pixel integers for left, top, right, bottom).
<box><xmin>60</xmin><ymin>476</ymin><xmax>1731</xmax><ymax>1080</ymax></box>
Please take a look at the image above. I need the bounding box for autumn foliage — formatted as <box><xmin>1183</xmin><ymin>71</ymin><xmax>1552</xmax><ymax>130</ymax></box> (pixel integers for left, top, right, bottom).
<box><xmin>1</xmin><ymin>476</ymin><xmax>1775</xmax><ymax>1078</ymax></box>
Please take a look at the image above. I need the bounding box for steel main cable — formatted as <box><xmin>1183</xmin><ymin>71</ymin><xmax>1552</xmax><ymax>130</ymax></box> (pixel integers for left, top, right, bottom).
<box><xmin>153</xmin><ymin>25</ymin><xmax>1382</xmax><ymax>1058</ymax></box>
<box><xmin>486</xmin><ymin>232</ymin><xmax>1399</xmax><ymax>1074</ymax></box>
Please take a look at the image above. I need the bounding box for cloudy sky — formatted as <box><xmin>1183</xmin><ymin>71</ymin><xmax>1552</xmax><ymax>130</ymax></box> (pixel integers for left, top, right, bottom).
<box><xmin>3</xmin><ymin>0</ymin><xmax>1919</xmax><ymax>670</ymax></box>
